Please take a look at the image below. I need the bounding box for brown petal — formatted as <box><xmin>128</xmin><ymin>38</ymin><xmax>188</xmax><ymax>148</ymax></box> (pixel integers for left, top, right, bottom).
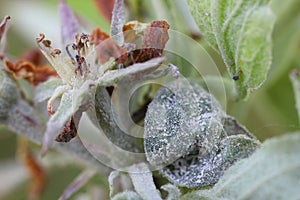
<box><xmin>135</xmin><ymin>20</ymin><xmax>170</xmax><ymax>63</ymax></box>
<box><xmin>89</xmin><ymin>28</ymin><xmax>109</xmax><ymax>46</ymax></box>
<box><xmin>93</xmin><ymin>0</ymin><xmax>114</xmax><ymax>22</ymax></box>
<box><xmin>96</xmin><ymin>38</ymin><xmax>128</xmax><ymax>64</ymax></box>
<box><xmin>20</xmin><ymin>49</ymin><xmax>45</xmax><ymax>66</ymax></box>
<box><xmin>18</xmin><ymin>138</ymin><xmax>46</xmax><ymax>200</ymax></box>
<box><xmin>33</xmin><ymin>65</ymin><xmax>58</xmax><ymax>86</ymax></box>
<box><xmin>55</xmin><ymin>117</ymin><xmax>77</xmax><ymax>143</ymax></box>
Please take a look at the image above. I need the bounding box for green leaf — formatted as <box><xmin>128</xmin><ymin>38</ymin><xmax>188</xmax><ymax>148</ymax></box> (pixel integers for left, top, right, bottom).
<box><xmin>187</xmin><ymin>0</ymin><xmax>275</xmax><ymax>99</ymax></box>
<box><xmin>290</xmin><ymin>70</ymin><xmax>300</xmax><ymax>123</ymax></box>
<box><xmin>182</xmin><ymin>132</ymin><xmax>300</xmax><ymax>200</ymax></box>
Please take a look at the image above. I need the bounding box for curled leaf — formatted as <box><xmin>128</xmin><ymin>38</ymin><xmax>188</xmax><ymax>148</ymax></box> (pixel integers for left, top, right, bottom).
<box><xmin>187</xmin><ymin>0</ymin><xmax>275</xmax><ymax>98</ymax></box>
<box><xmin>144</xmin><ymin>79</ymin><xmax>225</xmax><ymax>167</ymax></box>
<box><xmin>184</xmin><ymin>132</ymin><xmax>300</xmax><ymax>200</ymax></box>
<box><xmin>144</xmin><ymin>79</ymin><xmax>260</xmax><ymax>188</ymax></box>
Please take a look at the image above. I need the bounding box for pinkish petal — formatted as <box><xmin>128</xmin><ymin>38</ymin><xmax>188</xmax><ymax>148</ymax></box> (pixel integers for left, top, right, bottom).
<box><xmin>110</xmin><ymin>0</ymin><xmax>125</xmax><ymax>46</ymax></box>
<box><xmin>0</xmin><ymin>16</ymin><xmax>10</xmax><ymax>57</ymax></box>
<box><xmin>59</xmin><ymin>0</ymin><xmax>80</xmax><ymax>46</ymax></box>
<box><xmin>93</xmin><ymin>0</ymin><xmax>114</xmax><ymax>22</ymax></box>
<box><xmin>58</xmin><ymin>169</ymin><xmax>97</xmax><ymax>200</ymax></box>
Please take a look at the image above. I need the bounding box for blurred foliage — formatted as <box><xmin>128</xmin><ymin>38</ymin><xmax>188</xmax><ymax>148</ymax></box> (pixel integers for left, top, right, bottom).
<box><xmin>0</xmin><ymin>0</ymin><xmax>299</xmax><ymax>199</ymax></box>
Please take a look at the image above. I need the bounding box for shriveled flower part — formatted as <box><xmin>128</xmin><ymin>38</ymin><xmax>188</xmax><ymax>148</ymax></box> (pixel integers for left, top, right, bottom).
<box><xmin>144</xmin><ymin>79</ymin><xmax>260</xmax><ymax>188</ymax></box>
<box><xmin>36</xmin><ymin>31</ymin><xmax>168</xmax><ymax>155</ymax></box>
<box><xmin>0</xmin><ymin>16</ymin><xmax>10</xmax><ymax>59</ymax></box>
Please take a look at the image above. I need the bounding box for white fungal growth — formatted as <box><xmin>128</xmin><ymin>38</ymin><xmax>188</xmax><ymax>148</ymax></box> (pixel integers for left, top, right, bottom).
<box><xmin>144</xmin><ymin>79</ymin><xmax>260</xmax><ymax>188</ymax></box>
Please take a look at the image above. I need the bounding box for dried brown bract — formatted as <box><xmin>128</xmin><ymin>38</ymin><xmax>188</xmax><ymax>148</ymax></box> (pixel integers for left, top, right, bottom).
<box><xmin>5</xmin><ymin>60</ymin><xmax>57</xmax><ymax>86</ymax></box>
<box><xmin>18</xmin><ymin>138</ymin><xmax>46</xmax><ymax>199</ymax></box>
<box><xmin>55</xmin><ymin>117</ymin><xmax>78</xmax><ymax>143</ymax></box>
<box><xmin>135</xmin><ymin>20</ymin><xmax>170</xmax><ymax>63</ymax></box>
<box><xmin>89</xmin><ymin>28</ymin><xmax>109</xmax><ymax>46</ymax></box>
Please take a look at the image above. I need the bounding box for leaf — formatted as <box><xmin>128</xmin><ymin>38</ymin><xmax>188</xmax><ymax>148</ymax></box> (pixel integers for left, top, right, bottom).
<box><xmin>161</xmin><ymin>184</ymin><xmax>181</xmax><ymax>200</ymax></box>
<box><xmin>128</xmin><ymin>163</ymin><xmax>162</xmax><ymax>200</ymax></box>
<box><xmin>111</xmin><ymin>191</ymin><xmax>142</xmax><ymax>200</ymax></box>
<box><xmin>110</xmin><ymin>0</ymin><xmax>125</xmax><ymax>46</ymax></box>
<box><xmin>0</xmin><ymin>16</ymin><xmax>10</xmax><ymax>57</ymax></box>
<box><xmin>34</xmin><ymin>78</ymin><xmax>62</xmax><ymax>103</ymax></box>
<box><xmin>41</xmin><ymin>81</ymin><xmax>93</xmax><ymax>156</ymax></box>
<box><xmin>59</xmin><ymin>0</ymin><xmax>80</xmax><ymax>47</ymax></box>
<box><xmin>58</xmin><ymin>168</ymin><xmax>97</xmax><ymax>200</ymax></box>
<box><xmin>109</xmin><ymin>170</ymin><xmax>120</xmax><ymax>198</ymax></box>
<box><xmin>144</xmin><ymin>79</ymin><xmax>259</xmax><ymax>188</ymax></box>
<box><xmin>182</xmin><ymin>132</ymin><xmax>300</xmax><ymax>200</ymax></box>
<box><xmin>187</xmin><ymin>0</ymin><xmax>275</xmax><ymax>99</ymax></box>
<box><xmin>290</xmin><ymin>70</ymin><xmax>300</xmax><ymax>123</ymax></box>
<box><xmin>0</xmin><ymin>16</ymin><xmax>10</xmax><ymax>41</ymax></box>
<box><xmin>41</xmin><ymin>92</ymin><xmax>73</xmax><ymax>156</ymax></box>
<box><xmin>97</xmin><ymin>57</ymin><xmax>165</xmax><ymax>86</ymax></box>
<box><xmin>0</xmin><ymin>67</ymin><xmax>19</xmax><ymax>122</ymax></box>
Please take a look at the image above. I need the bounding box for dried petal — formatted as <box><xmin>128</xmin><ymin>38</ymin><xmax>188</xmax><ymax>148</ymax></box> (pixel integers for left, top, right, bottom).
<box><xmin>18</xmin><ymin>138</ymin><xmax>46</xmax><ymax>199</ymax></box>
<box><xmin>96</xmin><ymin>38</ymin><xmax>127</xmax><ymax>64</ymax></box>
<box><xmin>5</xmin><ymin>60</ymin><xmax>57</xmax><ymax>86</ymax></box>
<box><xmin>55</xmin><ymin>117</ymin><xmax>77</xmax><ymax>143</ymax></box>
<box><xmin>89</xmin><ymin>28</ymin><xmax>109</xmax><ymax>46</ymax></box>
<box><xmin>93</xmin><ymin>0</ymin><xmax>114</xmax><ymax>22</ymax></box>
<box><xmin>135</xmin><ymin>20</ymin><xmax>170</xmax><ymax>63</ymax></box>
<box><xmin>33</xmin><ymin>66</ymin><xmax>58</xmax><ymax>85</ymax></box>
<box><xmin>20</xmin><ymin>49</ymin><xmax>45</xmax><ymax>66</ymax></box>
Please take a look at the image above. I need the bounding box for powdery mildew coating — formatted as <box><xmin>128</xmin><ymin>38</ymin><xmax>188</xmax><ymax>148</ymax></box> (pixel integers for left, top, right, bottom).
<box><xmin>144</xmin><ymin>79</ymin><xmax>260</xmax><ymax>188</ymax></box>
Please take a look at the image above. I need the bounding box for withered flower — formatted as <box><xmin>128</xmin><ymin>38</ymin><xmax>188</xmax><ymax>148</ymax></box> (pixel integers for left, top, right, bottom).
<box><xmin>36</xmin><ymin>0</ymin><xmax>169</xmax><ymax>156</ymax></box>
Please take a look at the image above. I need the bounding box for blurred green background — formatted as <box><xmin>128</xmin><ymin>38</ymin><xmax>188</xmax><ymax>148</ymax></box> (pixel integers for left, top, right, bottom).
<box><xmin>0</xmin><ymin>0</ymin><xmax>299</xmax><ymax>199</ymax></box>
